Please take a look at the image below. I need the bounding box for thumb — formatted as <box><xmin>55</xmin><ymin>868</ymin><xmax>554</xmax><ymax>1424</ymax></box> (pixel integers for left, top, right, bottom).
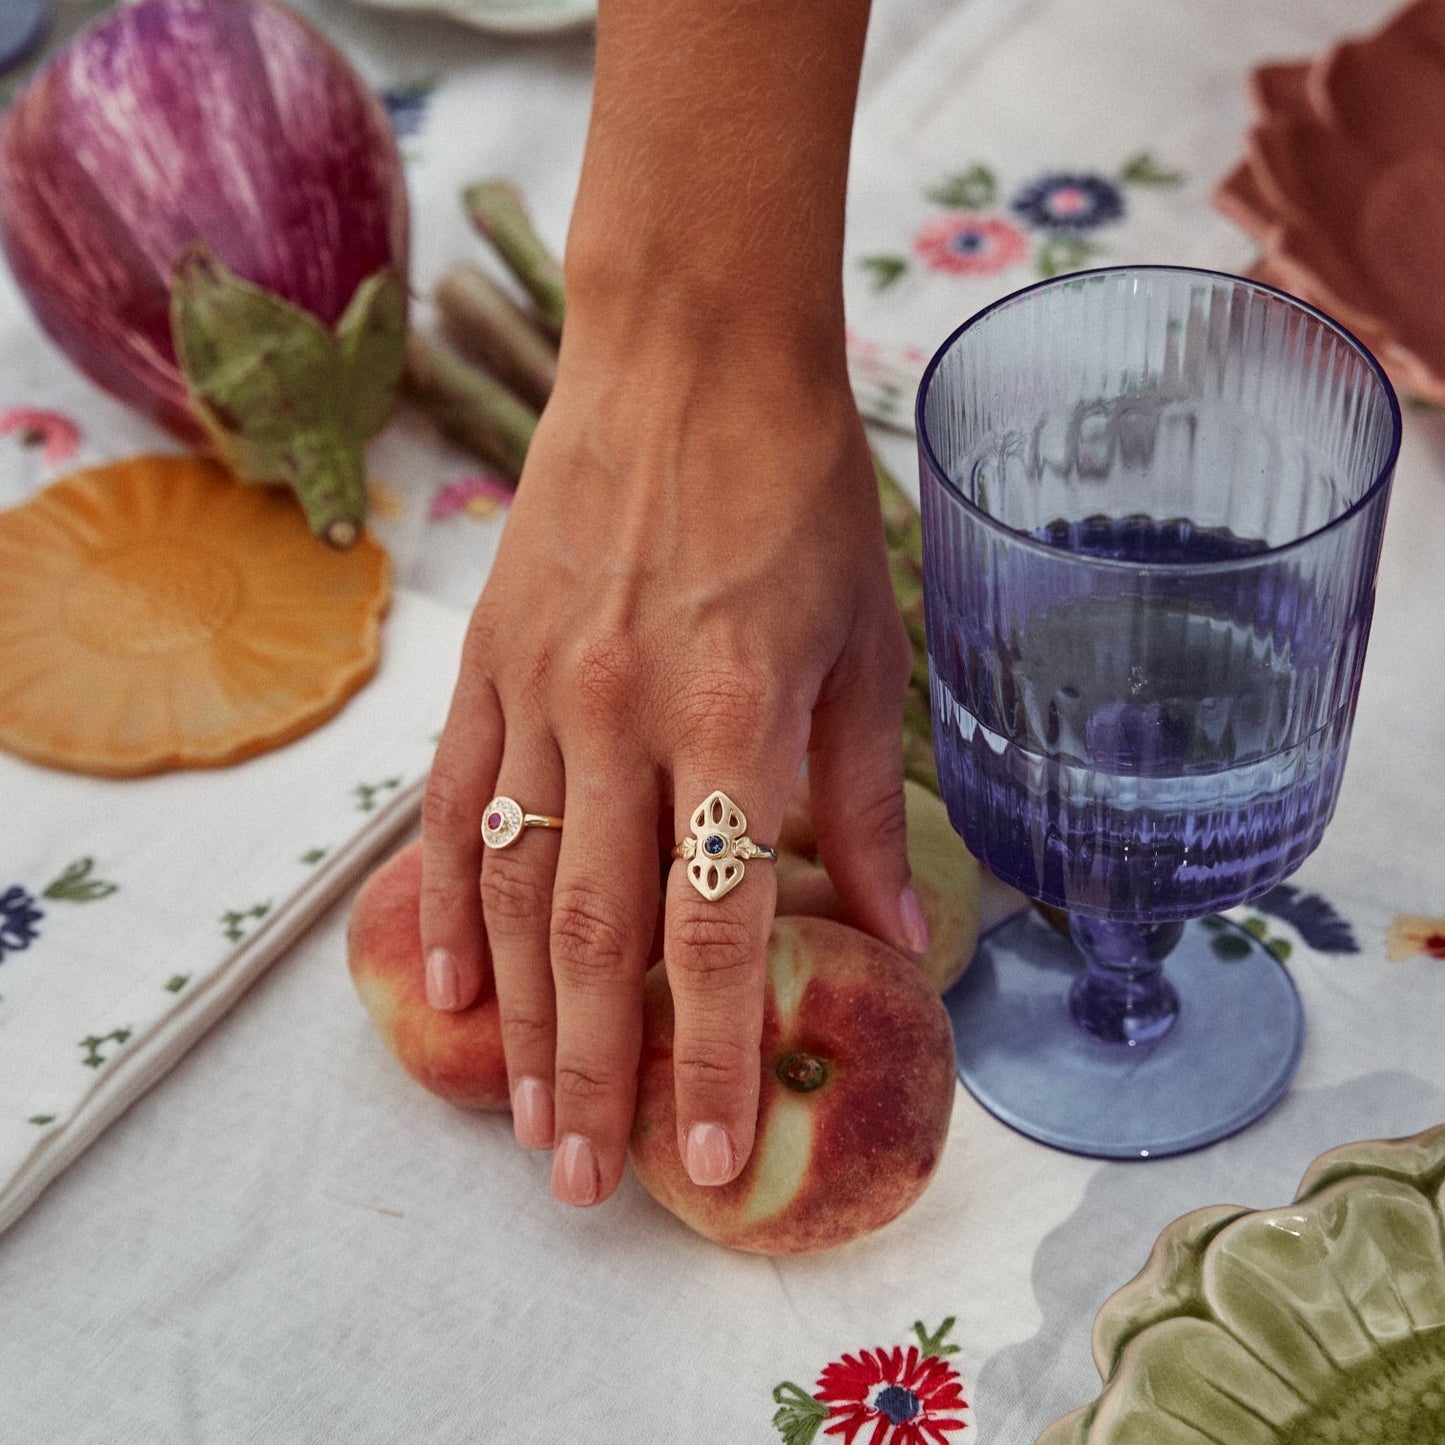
<box><xmin>806</xmin><ymin>644</ymin><xmax>928</xmax><ymax>960</ymax></box>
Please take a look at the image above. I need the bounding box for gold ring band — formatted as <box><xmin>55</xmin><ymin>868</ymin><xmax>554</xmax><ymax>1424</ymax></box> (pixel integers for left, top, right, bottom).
<box><xmin>482</xmin><ymin>796</ymin><xmax>563</xmax><ymax>850</ymax></box>
<box><xmin>673</xmin><ymin>790</ymin><xmax>777</xmax><ymax>901</ymax></box>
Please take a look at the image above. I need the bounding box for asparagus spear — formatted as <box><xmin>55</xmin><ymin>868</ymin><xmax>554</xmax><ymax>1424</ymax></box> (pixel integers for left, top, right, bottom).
<box><xmin>462</xmin><ymin>181</ymin><xmax>567</xmax><ymax>336</ymax></box>
<box><xmin>401</xmin><ymin>331</ymin><xmax>538</xmax><ymax>482</ymax></box>
<box><xmin>435</xmin><ymin>262</ymin><xmax>559</xmax><ymax>411</ymax></box>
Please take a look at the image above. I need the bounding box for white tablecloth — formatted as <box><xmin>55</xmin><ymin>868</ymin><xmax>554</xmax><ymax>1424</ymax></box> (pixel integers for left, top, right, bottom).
<box><xmin>2</xmin><ymin>0</ymin><xmax>1442</xmax><ymax>1440</ymax></box>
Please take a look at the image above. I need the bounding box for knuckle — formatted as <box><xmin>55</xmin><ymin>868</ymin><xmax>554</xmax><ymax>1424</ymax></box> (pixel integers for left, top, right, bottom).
<box><xmin>499</xmin><ymin>1010</ymin><xmax>553</xmax><ymax>1057</ymax></box>
<box><xmin>480</xmin><ymin>855</ymin><xmax>553</xmax><ymax>928</ymax></box>
<box><xmin>554</xmin><ymin>1059</ymin><xmax>623</xmax><ymax>1107</ymax></box>
<box><xmin>849</xmin><ymin>782</ymin><xmax>910</xmax><ymax>852</ymax></box>
<box><xmin>669</xmin><ymin>908</ymin><xmax>760</xmax><ymax>987</ymax></box>
<box><xmin>672</xmin><ymin>1034</ymin><xmax>754</xmax><ymax>1092</ymax></box>
<box><xmin>550</xmin><ymin>885</ymin><xmax>635</xmax><ymax>991</ymax></box>
<box><xmin>671</xmin><ymin>664</ymin><xmax>772</xmax><ymax>737</ymax></box>
<box><xmin>422</xmin><ymin>767</ymin><xmax>477</xmax><ymax>838</ymax></box>
<box><xmin>566</xmin><ymin>632</ymin><xmax>642</xmax><ymax>722</ymax></box>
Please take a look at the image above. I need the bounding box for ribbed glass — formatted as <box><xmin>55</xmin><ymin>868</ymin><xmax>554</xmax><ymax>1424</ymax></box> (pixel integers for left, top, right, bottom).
<box><xmin>918</xmin><ymin>268</ymin><xmax>1400</xmax><ymax>921</ymax></box>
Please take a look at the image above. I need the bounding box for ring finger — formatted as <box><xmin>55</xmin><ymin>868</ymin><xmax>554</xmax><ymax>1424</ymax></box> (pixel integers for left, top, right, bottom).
<box><xmin>480</xmin><ymin>732</ymin><xmax>566</xmax><ymax>1152</ymax></box>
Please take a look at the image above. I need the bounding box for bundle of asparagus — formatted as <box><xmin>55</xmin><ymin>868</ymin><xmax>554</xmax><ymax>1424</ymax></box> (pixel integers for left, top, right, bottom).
<box><xmin>401</xmin><ymin>179</ymin><xmax>940</xmax><ymax>796</ymax></box>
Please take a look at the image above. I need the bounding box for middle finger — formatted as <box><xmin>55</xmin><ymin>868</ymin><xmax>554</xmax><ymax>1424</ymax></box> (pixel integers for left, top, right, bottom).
<box><xmin>546</xmin><ymin>741</ymin><xmax>661</xmax><ymax>1207</ymax></box>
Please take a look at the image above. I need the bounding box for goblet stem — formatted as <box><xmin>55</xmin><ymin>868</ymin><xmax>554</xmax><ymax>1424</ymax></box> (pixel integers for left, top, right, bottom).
<box><xmin>1067</xmin><ymin>916</ymin><xmax>1184</xmax><ymax>1045</ymax></box>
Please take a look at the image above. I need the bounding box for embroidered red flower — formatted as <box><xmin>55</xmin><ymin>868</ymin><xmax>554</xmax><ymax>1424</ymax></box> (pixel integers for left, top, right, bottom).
<box><xmin>816</xmin><ymin>1344</ymin><xmax>968</xmax><ymax>1444</ymax></box>
<box><xmin>913</xmin><ymin>214</ymin><xmax>1028</xmax><ymax>277</ymax></box>
<box><xmin>773</xmin><ymin>1321</ymin><xmax>969</xmax><ymax>1445</ymax></box>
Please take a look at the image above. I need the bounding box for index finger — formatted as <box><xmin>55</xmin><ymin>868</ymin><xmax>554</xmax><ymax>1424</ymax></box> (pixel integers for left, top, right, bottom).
<box><xmin>665</xmin><ymin>742</ymin><xmax>803</xmax><ymax>1188</ymax></box>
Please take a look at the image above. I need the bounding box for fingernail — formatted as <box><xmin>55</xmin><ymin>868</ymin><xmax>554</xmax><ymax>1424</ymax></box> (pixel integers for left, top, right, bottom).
<box><xmin>685</xmin><ymin>1122</ymin><xmax>735</xmax><ymax>1187</ymax></box>
<box><xmin>425</xmin><ymin>947</ymin><xmax>461</xmax><ymax>1010</ymax></box>
<box><xmin>512</xmin><ymin>1077</ymin><xmax>554</xmax><ymax>1150</ymax></box>
<box><xmin>899</xmin><ymin>886</ymin><xmax>931</xmax><ymax>958</ymax></box>
<box><xmin>552</xmin><ymin>1133</ymin><xmax>599</xmax><ymax>1206</ymax></box>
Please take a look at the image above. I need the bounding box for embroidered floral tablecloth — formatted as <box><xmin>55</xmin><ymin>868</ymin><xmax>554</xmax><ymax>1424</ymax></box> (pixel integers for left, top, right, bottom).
<box><xmin>1</xmin><ymin>0</ymin><xmax>1442</xmax><ymax>1440</ymax></box>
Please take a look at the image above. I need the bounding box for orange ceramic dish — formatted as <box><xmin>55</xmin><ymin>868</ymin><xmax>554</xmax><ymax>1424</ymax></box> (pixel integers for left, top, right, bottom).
<box><xmin>0</xmin><ymin>455</ymin><xmax>391</xmax><ymax>776</ymax></box>
<box><xmin>1213</xmin><ymin>0</ymin><xmax>1445</xmax><ymax>403</ymax></box>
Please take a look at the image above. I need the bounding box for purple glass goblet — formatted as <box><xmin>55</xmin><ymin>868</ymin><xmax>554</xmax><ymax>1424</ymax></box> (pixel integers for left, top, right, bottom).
<box><xmin>918</xmin><ymin>267</ymin><xmax>1399</xmax><ymax>1158</ymax></box>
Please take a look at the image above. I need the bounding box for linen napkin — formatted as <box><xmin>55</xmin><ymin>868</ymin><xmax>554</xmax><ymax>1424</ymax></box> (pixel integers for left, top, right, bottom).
<box><xmin>842</xmin><ymin>0</ymin><xmax>1405</xmax><ymax>431</ymax></box>
<box><xmin>0</xmin><ymin>586</ymin><xmax>467</xmax><ymax>1234</ymax></box>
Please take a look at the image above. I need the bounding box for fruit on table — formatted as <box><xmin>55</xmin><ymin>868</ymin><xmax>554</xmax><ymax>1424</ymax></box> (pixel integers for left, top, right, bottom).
<box><xmin>775</xmin><ymin>778</ymin><xmax>982</xmax><ymax>995</ymax></box>
<box><xmin>629</xmin><ymin>916</ymin><xmax>956</xmax><ymax>1255</ymax></box>
<box><xmin>347</xmin><ymin>839</ymin><xmax>510</xmax><ymax>1111</ymax></box>
<box><xmin>349</xmin><ymin>844</ymin><xmax>960</xmax><ymax>1254</ymax></box>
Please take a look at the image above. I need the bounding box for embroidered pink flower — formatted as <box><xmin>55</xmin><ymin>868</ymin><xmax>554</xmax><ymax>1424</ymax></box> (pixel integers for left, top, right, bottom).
<box><xmin>429</xmin><ymin>473</ymin><xmax>513</xmax><ymax>522</ymax></box>
<box><xmin>816</xmin><ymin>1344</ymin><xmax>968</xmax><ymax>1444</ymax></box>
<box><xmin>913</xmin><ymin>215</ymin><xmax>1028</xmax><ymax>277</ymax></box>
<box><xmin>0</xmin><ymin>408</ymin><xmax>81</xmax><ymax>467</ymax></box>
<box><xmin>1386</xmin><ymin>915</ymin><xmax>1445</xmax><ymax>961</ymax></box>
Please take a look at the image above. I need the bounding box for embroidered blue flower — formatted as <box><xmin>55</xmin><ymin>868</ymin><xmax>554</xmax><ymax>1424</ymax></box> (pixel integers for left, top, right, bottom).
<box><xmin>379</xmin><ymin>82</ymin><xmax>434</xmax><ymax>142</ymax></box>
<box><xmin>1252</xmin><ymin>884</ymin><xmax>1359</xmax><ymax>954</ymax></box>
<box><xmin>1012</xmin><ymin>173</ymin><xmax>1125</xmax><ymax>231</ymax></box>
<box><xmin>0</xmin><ymin>885</ymin><xmax>43</xmax><ymax>962</ymax></box>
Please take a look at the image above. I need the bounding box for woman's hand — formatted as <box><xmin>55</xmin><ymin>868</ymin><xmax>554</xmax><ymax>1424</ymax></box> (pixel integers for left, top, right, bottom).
<box><xmin>418</xmin><ymin>325</ymin><xmax>925</xmax><ymax>1207</ymax></box>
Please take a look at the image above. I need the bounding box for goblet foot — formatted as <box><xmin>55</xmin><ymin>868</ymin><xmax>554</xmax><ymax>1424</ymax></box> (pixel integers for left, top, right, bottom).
<box><xmin>944</xmin><ymin>908</ymin><xmax>1304</xmax><ymax>1160</ymax></box>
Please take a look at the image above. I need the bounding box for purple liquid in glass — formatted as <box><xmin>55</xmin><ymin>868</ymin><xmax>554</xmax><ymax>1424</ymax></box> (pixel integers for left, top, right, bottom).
<box><xmin>930</xmin><ymin>514</ymin><xmax>1359</xmax><ymax>922</ymax></box>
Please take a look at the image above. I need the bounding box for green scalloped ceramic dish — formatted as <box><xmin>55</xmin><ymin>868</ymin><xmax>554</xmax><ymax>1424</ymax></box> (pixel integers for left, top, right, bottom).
<box><xmin>1039</xmin><ymin>1124</ymin><xmax>1445</xmax><ymax>1445</ymax></box>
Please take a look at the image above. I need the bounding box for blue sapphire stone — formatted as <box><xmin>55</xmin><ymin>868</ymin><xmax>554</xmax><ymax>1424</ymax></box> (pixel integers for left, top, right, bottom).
<box><xmin>703</xmin><ymin>833</ymin><xmax>727</xmax><ymax>857</ymax></box>
<box><xmin>872</xmin><ymin>1384</ymin><xmax>922</xmax><ymax>1425</ymax></box>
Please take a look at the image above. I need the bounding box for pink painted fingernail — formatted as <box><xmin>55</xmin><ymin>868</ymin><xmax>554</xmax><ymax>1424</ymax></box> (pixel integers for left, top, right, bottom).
<box><xmin>425</xmin><ymin>948</ymin><xmax>461</xmax><ymax>1010</ymax></box>
<box><xmin>552</xmin><ymin>1133</ymin><xmax>600</xmax><ymax>1206</ymax></box>
<box><xmin>512</xmin><ymin>1077</ymin><xmax>554</xmax><ymax>1151</ymax></box>
<box><xmin>899</xmin><ymin>886</ymin><xmax>931</xmax><ymax>958</ymax></box>
<box><xmin>685</xmin><ymin>1122</ymin><xmax>734</xmax><ymax>1186</ymax></box>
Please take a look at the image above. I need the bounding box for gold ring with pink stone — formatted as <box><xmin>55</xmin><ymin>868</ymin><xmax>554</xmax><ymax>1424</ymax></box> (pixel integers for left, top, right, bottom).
<box><xmin>480</xmin><ymin>796</ymin><xmax>564</xmax><ymax>850</ymax></box>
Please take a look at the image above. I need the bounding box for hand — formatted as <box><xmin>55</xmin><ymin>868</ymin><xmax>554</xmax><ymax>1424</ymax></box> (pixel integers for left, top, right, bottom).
<box><xmin>418</xmin><ymin>325</ymin><xmax>925</xmax><ymax>1207</ymax></box>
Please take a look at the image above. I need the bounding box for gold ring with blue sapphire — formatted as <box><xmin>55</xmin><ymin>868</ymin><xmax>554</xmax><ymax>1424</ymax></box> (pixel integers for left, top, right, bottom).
<box><xmin>671</xmin><ymin>790</ymin><xmax>778</xmax><ymax>901</ymax></box>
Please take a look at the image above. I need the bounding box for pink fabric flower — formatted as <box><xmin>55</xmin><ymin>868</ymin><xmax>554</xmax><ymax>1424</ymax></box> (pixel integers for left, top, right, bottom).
<box><xmin>428</xmin><ymin>473</ymin><xmax>513</xmax><ymax>522</ymax></box>
<box><xmin>913</xmin><ymin>215</ymin><xmax>1029</xmax><ymax>276</ymax></box>
<box><xmin>0</xmin><ymin>408</ymin><xmax>81</xmax><ymax>467</ymax></box>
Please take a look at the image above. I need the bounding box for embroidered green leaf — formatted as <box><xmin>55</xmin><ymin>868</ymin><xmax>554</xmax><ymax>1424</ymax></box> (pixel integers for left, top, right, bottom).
<box><xmin>926</xmin><ymin>165</ymin><xmax>997</xmax><ymax>209</ymax></box>
<box><xmin>1037</xmin><ymin>235</ymin><xmax>1101</xmax><ymax>279</ymax></box>
<box><xmin>1242</xmin><ymin>916</ymin><xmax>1269</xmax><ymax>940</ymax></box>
<box><xmin>913</xmin><ymin>1317</ymin><xmax>961</xmax><ymax>1357</ymax></box>
<box><xmin>28</xmin><ymin>1114</ymin><xmax>56</xmax><ymax>1126</ymax></box>
<box><xmin>355</xmin><ymin>777</ymin><xmax>403</xmax><ymax>813</ymax></box>
<box><xmin>1118</xmin><ymin>152</ymin><xmax>1184</xmax><ymax>187</ymax></box>
<box><xmin>860</xmin><ymin>255</ymin><xmax>908</xmax><ymax>291</ymax></box>
<box><xmin>79</xmin><ymin>1028</ymin><xmax>132</xmax><ymax>1069</ymax></box>
<box><xmin>1199</xmin><ymin>915</ymin><xmax>1225</xmax><ymax>931</ymax></box>
<box><xmin>165</xmin><ymin>974</ymin><xmax>190</xmax><ymax>993</ymax></box>
<box><xmin>221</xmin><ymin>902</ymin><xmax>272</xmax><ymax>942</ymax></box>
<box><xmin>42</xmin><ymin>857</ymin><xmax>118</xmax><ymax>902</ymax></box>
<box><xmin>771</xmin><ymin>1382</ymin><xmax>829</xmax><ymax>1445</ymax></box>
<box><xmin>1212</xmin><ymin>932</ymin><xmax>1253</xmax><ymax>962</ymax></box>
<box><xmin>300</xmin><ymin>847</ymin><xmax>329</xmax><ymax>866</ymax></box>
<box><xmin>1266</xmin><ymin>936</ymin><xmax>1293</xmax><ymax>962</ymax></box>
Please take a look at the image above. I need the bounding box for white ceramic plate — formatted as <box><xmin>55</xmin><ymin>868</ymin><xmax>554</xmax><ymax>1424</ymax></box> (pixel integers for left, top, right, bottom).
<box><xmin>349</xmin><ymin>0</ymin><xmax>595</xmax><ymax>37</ymax></box>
